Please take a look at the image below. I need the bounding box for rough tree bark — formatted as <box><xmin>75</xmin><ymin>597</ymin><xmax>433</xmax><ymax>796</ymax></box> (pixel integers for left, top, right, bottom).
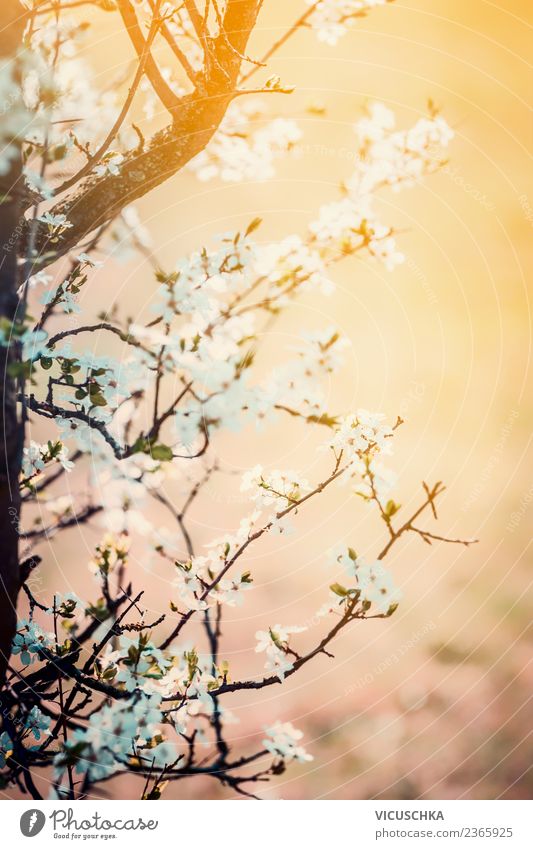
<box><xmin>31</xmin><ymin>0</ymin><xmax>264</xmax><ymax>266</ymax></box>
<box><xmin>0</xmin><ymin>0</ymin><xmax>264</xmax><ymax>685</ymax></box>
<box><xmin>0</xmin><ymin>0</ymin><xmax>26</xmax><ymax>685</ymax></box>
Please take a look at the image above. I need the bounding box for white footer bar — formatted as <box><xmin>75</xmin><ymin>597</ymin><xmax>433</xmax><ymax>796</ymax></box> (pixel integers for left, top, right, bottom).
<box><xmin>3</xmin><ymin>799</ymin><xmax>532</xmax><ymax>848</ymax></box>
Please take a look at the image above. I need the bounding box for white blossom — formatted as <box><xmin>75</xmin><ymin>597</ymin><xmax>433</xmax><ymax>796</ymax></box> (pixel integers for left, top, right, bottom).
<box><xmin>241</xmin><ymin>466</ymin><xmax>311</xmax><ymax>512</ymax></box>
<box><xmin>93</xmin><ymin>152</ymin><xmax>124</xmax><ymax>177</ymax></box>
<box><xmin>190</xmin><ymin>100</ymin><xmax>301</xmax><ymax>183</ymax></box>
<box><xmin>255</xmin><ymin>624</ymin><xmax>307</xmax><ymax>681</ymax></box>
<box><xmin>263</xmin><ymin>720</ymin><xmax>313</xmax><ymax>762</ymax></box>
<box><xmin>37</xmin><ymin>211</ymin><xmax>73</xmax><ymax>232</ymax></box>
<box><xmin>12</xmin><ymin>620</ymin><xmax>54</xmax><ymax>666</ymax></box>
<box><xmin>307</xmin><ymin>1</ymin><xmax>387</xmax><ymax>46</ymax></box>
<box><xmin>328</xmin><ymin>546</ymin><xmax>401</xmax><ymax>613</ymax></box>
<box><xmin>324</xmin><ymin>409</ymin><xmax>394</xmax><ymax>462</ymax></box>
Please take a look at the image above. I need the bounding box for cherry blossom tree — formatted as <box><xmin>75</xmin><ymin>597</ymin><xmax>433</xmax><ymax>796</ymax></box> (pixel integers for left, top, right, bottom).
<box><xmin>0</xmin><ymin>0</ymin><xmax>474</xmax><ymax>800</ymax></box>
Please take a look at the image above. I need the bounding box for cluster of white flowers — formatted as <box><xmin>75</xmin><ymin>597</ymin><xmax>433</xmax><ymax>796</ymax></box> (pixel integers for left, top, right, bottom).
<box><xmin>241</xmin><ymin>466</ymin><xmax>311</xmax><ymax>513</ymax></box>
<box><xmin>367</xmin><ymin>225</ymin><xmax>406</xmax><ymax>271</ymax></box>
<box><xmin>319</xmin><ymin>409</ymin><xmax>399</xmax><ymax>499</ymax></box>
<box><xmin>263</xmin><ymin>720</ymin><xmax>313</xmax><ymax>762</ymax></box>
<box><xmin>173</xmin><ymin>560</ymin><xmax>212</xmax><ymax>613</ymax></box>
<box><xmin>328</xmin><ymin>546</ymin><xmax>401</xmax><ymax>612</ymax></box>
<box><xmin>250</xmin><ymin>325</ymin><xmax>349</xmax><ymax>425</ymax></box>
<box><xmin>24</xmin><ymin>706</ymin><xmax>51</xmax><ymax>741</ymax></box>
<box><xmin>309</xmin><ymin>102</ymin><xmax>453</xmax><ymax>269</ymax></box>
<box><xmin>307</xmin><ymin>0</ymin><xmax>388</xmax><ymax>46</ymax></box>
<box><xmin>309</xmin><ymin>195</ymin><xmax>405</xmax><ymax>270</ymax></box>
<box><xmin>292</xmin><ymin>326</ymin><xmax>351</xmax><ymax>373</ymax></box>
<box><xmin>21</xmin><ymin>440</ymin><xmax>74</xmax><ymax>479</ymax></box>
<box><xmin>25</xmin><ymin>15</ymin><xmax>121</xmax><ymax>157</ymax></box>
<box><xmin>325</xmin><ymin>409</ymin><xmax>394</xmax><ymax>461</ymax></box>
<box><xmin>151</xmin><ymin>237</ymin><xmax>253</xmax><ymax>327</ymax></box>
<box><xmin>173</xmin><ymin>513</ymin><xmax>259</xmax><ymax>611</ymax></box>
<box><xmin>55</xmin><ymin>694</ymin><xmax>176</xmax><ymax>783</ymax></box>
<box><xmin>254</xmin><ymin>234</ymin><xmax>333</xmax><ymax>297</ymax></box>
<box><xmin>190</xmin><ymin>100</ymin><xmax>301</xmax><ymax>182</ymax></box>
<box><xmin>255</xmin><ymin>625</ymin><xmax>307</xmax><ymax>681</ymax></box>
<box><xmin>97</xmin><ymin>471</ymin><xmax>154</xmax><ymax>536</ymax></box>
<box><xmin>88</xmin><ymin>533</ymin><xmax>130</xmax><ymax>580</ymax></box>
<box><xmin>11</xmin><ymin>620</ymin><xmax>55</xmax><ymax>666</ymax></box>
<box><xmin>352</xmin><ymin>101</ymin><xmax>454</xmax><ymax>194</ymax></box>
<box><xmin>95</xmin><ymin>635</ymin><xmax>170</xmax><ymax>694</ymax></box>
<box><xmin>92</xmin><ymin>638</ymin><xmax>228</xmax><ymax>737</ymax></box>
<box><xmin>36</xmin><ymin>101</ymin><xmax>452</xmax><ymax>463</ymax></box>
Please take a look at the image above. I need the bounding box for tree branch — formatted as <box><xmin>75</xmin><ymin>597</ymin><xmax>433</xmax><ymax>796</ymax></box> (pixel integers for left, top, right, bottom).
<box><xmin>27</xmin><ymin>0</ymin><xmax>265</xmax><ymax>268</ymax></box>
<box><xmin>117</xmin><ymin>0</ymin><xmax>181</xmax><ymax>117</ymax></box>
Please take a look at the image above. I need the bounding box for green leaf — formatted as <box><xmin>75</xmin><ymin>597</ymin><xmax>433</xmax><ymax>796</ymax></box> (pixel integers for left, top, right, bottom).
<box><xmin>131</xmin><ymin>436</ymin><xmax>148</xmax><ymax>454</ymax></box>
<box><xmin>150</xmin><ymin>444</ymin><xmax>173</xmax><ymax>461</ymax></box>
<box><xmin>102</xmin><ymin>666</ymin><xmax>117</xmax><ymax>681</ymax></box>
<box><xmin>90</xmin><ymin>393</ymin><xmax>107</xmax><ymax>407</ymax></box>
<box><xmin>385</xmin><ymin>499</ymin><xmax>401</xmax><ymax>518</ymax></box>
<box><xmin>330</xmin><ymin>582</ymin><xmax>348</xmax><ymax>597</ymax></box>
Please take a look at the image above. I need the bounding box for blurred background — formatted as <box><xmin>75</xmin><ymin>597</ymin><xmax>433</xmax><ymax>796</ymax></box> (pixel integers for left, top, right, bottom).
<box><xmin>17</xmin><ymin>0</ymin><xmax>533</xmax><ymax>800</ymax></box>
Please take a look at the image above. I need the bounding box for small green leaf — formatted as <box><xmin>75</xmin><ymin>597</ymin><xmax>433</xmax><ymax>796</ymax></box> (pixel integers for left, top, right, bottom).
<box><xmin>90</xmin><ymin>393</ymin><xmax>107</xmax><ymax>407</ymax></box>
<box><xmin>131</xmin><ymin>436</ymin><xmax>148</xmax><ymax>454</ymax></box>
<box><xmin>330</xmin><ymin>582</ymin><xmax>348</xmax><ymax>597</ymax></box>
<box><xmin>150</xmin><ymin>444</ymin><xmax>173</xmax><ymax>461</ymax></box>
<box><xmin>385</xmin><ymin>500</ymin><xmax>401</xmax><ymax>518</ymax></box>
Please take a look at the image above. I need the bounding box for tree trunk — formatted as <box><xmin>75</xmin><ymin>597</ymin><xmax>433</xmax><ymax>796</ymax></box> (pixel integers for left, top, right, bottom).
<box><xmin>0</xmin><ymin>1</ymin><xmax>26</xmax><ymax>685</ymax></box>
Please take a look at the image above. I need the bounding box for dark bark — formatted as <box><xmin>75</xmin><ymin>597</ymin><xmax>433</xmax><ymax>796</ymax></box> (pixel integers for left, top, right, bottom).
<box><xmin>0</xmin><ymin>0</ymin><xmax>26</xmax><ymax>684</ymax></box>
<box><xmin>30</xmin><ymin>0</ymin><xmax>264</xmax><ymax>268</ymax></box>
